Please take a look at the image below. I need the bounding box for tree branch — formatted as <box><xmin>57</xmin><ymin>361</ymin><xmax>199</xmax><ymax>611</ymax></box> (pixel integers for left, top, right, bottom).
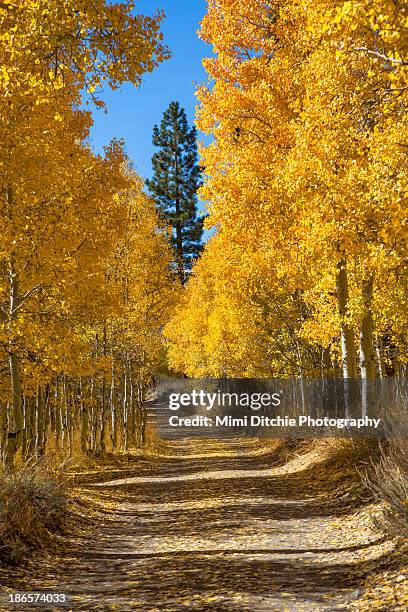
<box><xmin>354</xmin><ymin>47</ymin><xmax>407</xmax><ymax>65</ymax></box>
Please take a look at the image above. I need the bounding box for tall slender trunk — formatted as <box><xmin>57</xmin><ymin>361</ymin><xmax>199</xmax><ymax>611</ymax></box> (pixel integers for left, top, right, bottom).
<box><xmin>0</xmin><ymin>403</ymin><xmax>8</xmax><ymax>462</ymax></box>
<box><xmin>54</xmin><ymin>378</ymin><xmax>61</xmax><ymax>453</ymax></box>
<box><xmin>359</xmin><ymin>278</ymin><xmax>376</xmax><ymax>378</ymax></box>
<box><xmin>336</xmin><ymin>258</ymin><xmax>358</xmax><ymax>378</ymax></box>
<box><xmin>359</xmin><ymin>278</ymin><xmax>376</xmax><ymax>415</ymax></box>
<box><xmin>26</xmin><ymin>396</ymin><xmax>36</xmax><ymax>457</ymax></box>
<box><xmin>80</xmin><ymin>379</ymin><xmax>89</xmax><ymax>454</ymax></box>
<box><xmin>7</xmin><ymin>348</ymin><xmax>23</xmax><ymax>465</ymax></box>
<box><xmin>138</xmin><ymin>382</ymin><xmax>147</xmax><ymax>446</ymax></box>
<box><xmin>110</xmin><ymin>358</ymin><xmax>118</xmax><ymax>450</ymax></box>
<box><xmin>321</xmin><ymin>348</ymin><xmax>332</xmax><ymax>416</ymax></box>
<box><xmin>128</xmin><ymin>371</ymin><xmax>135</xmax><ymax>447</ymax></box>
<box><xmin>375</xmin><ymin>335</ymin><xmax>386</xmax><ymax>380</ymax></box>
<box><xmin>296</xmin><ymin>345</ymin><xmax>306</xmax><ymax>414</ymax></box>
<box><xmin>98</xmin><ymin>325</ymin><xmax>107</xmax><ymax>455</ymax></box>
<box><xmin>67</xmin><ymin>392</ymin><xmax>73</xmax><ymax>456</ymax></box>
<box><xmin>36</xmin><ymin>385</ymin><xmax>45</xmax><ymax>457</ymax></box>
<box><xmin>61</xmin><ymin>374</ymin><xmax>68</xmax><ymax>451</ymax></box>
<box><xmin>4</xmin><ymin>186</ymin><xmax>23</xmax><ymax>466</ymax></box>
<box><xmin>336</xmin><ymin>258</ymin><xmax>357</xmax><ymax>416</ymax></box>
<box><xmin>90</xmin><ymin>376</ymin><xmax>97</xmax><ymax>453</ymax></box>
<box><xmin>6</xmin><ymin>266</ymin><xmax>24</xmax><ymax>466</ymax></box>
<box><xmin>123</xmin><ymin>370</ymin><xmax>128</xmax><ymax>451</ymax></box>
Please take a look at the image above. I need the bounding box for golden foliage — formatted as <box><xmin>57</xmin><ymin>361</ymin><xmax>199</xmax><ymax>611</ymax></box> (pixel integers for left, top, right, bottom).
<box><xmin>166</xmin><ymin>0</ymin><xmax>407</xmax><ymax>377</ymax></box>
<box><xmin>0</xmin><ymin>0</ymin><xmax>173</xmax><ymax>462</ymax></box>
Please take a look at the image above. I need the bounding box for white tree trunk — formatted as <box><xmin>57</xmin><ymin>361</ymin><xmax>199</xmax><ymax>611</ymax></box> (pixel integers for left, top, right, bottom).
<box><xmin>359</xmin><ymin>278</ymin><xmax>376</xmax><ymax>379</ymax></box>
<box><xmin>336</xmin><ymin>258</ymin><xmax>358</xmax><ymax>416</ymax></box>
<box><xmin>359</xmin><ymin>278</ymin><xmax>376</xmax><ymax>415</ymax></box>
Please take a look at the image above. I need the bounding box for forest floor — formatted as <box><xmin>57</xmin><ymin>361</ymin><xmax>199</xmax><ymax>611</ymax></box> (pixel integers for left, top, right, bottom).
<box><xmin>0</xmin><ymin>438</ymin><xmax>407</xmax><ymax>611</ymax></box>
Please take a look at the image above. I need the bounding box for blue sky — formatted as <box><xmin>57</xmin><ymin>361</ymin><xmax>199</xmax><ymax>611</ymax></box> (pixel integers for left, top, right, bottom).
<box><xmin>90</xmin><ymin>0</ymin><xmax>210</xmax><ymax>181</ymax></box>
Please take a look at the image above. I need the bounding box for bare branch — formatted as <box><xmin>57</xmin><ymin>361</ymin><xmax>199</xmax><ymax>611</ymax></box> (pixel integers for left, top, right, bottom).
<box><xmin>11</xmin><ymin>284</ymin><xmax>42</xmax><ymax>316</ymax></box>
<box><xmin>354</xmin><ymin>47</ymin><xmax>407</xmax><ymax>65</ymax></box>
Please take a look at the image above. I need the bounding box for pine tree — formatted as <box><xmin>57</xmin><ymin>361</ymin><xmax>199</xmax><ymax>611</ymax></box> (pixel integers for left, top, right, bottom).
<box><xmin>147</xmin><ymin>101</ymin><xmax>204</xmax><ymax>284</ymax></box>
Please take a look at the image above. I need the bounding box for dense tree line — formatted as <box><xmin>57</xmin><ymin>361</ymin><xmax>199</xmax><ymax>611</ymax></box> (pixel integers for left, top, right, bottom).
<box><xmin>166</xmin><ymin>0</ymin><xmax>407</xmax><ymax>384</ymax></box>
<box><xmin>0</xmin><ymin>0</ymin><xmax>173</xmax><ymax>466</ymax></box>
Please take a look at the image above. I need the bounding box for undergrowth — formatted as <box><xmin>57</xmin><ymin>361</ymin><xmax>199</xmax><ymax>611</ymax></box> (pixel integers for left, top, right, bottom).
<box><xmin>365</xmin><ymin>437</ymin><xmax>408</xmax><ymax>539</ymax></box>
<box><xmin>0</xmin><ymin>463</ymin><xmax>68</xmax><ymax>565</ymax></box>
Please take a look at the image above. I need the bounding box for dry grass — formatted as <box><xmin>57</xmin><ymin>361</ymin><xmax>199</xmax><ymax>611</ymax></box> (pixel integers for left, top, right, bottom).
<box><xmin>319</xmin><ymin>437</ymin><xmax>382</xmax><ymax>465</ymax></box>
<box><xmin>0</xmin><ymin>463</ymin><xmax>68</xmax><ymax>564</ymax></box>
<box><xmin>365</xmin><ymin>439</ymin><xmax>408</xmax><ymax>539</ymax></box>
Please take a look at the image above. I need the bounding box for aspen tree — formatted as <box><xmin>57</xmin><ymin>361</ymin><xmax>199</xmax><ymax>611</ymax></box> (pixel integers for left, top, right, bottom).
<box><xmin>0</xmin><ymin>0</ymin><xmax>171</xmax><ymax>463</ymax></box>
<box><xmin>166</xmin><ymin>0</ymin><xmax>407</xmax><ymax>384</ymax></box>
